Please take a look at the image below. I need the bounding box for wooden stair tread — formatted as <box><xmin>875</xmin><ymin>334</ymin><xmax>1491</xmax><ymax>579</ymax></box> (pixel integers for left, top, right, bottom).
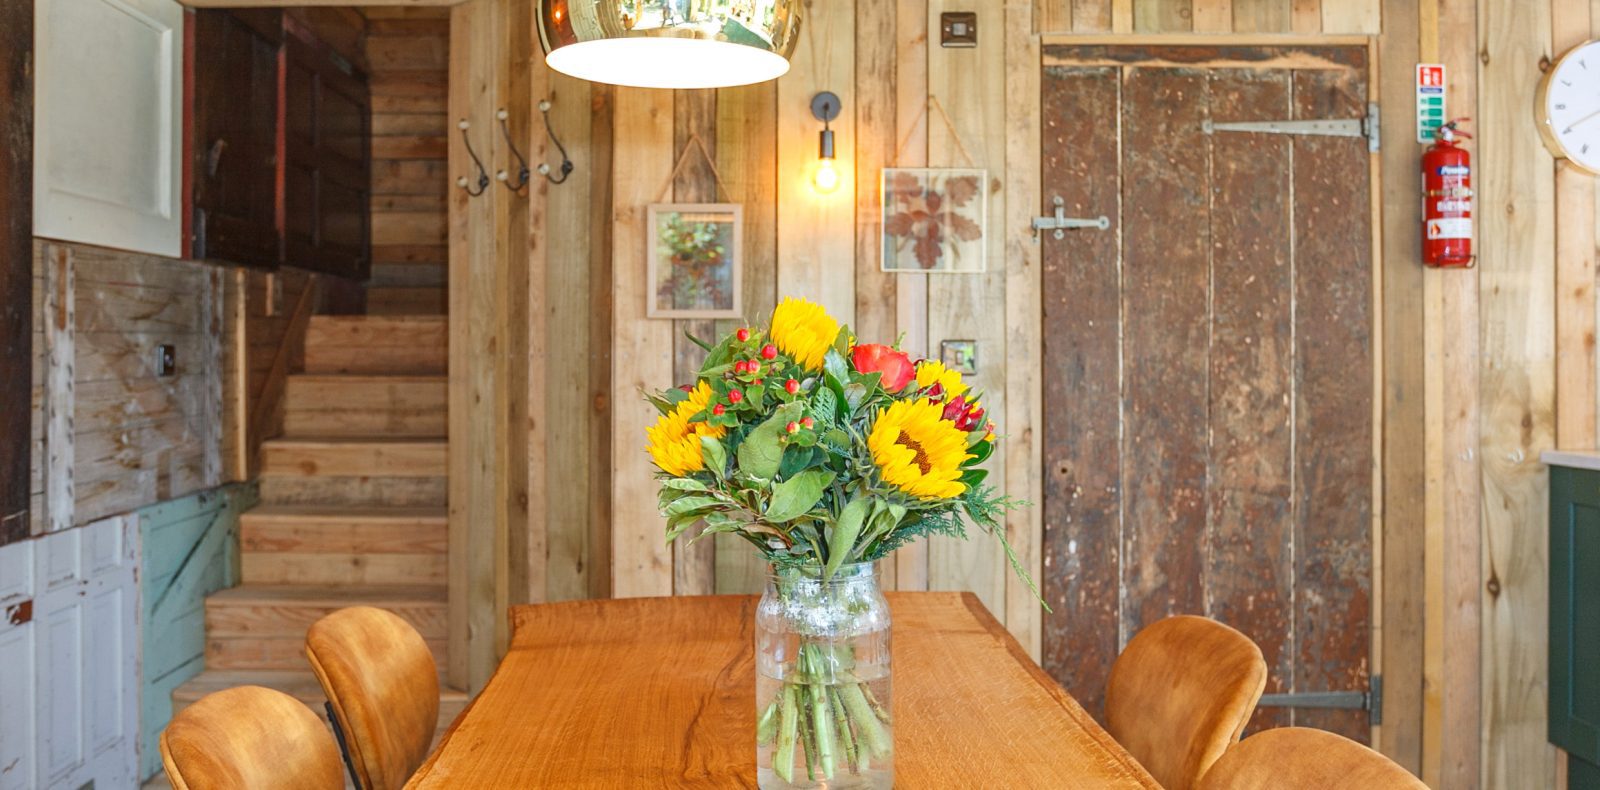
<box><xmin>287</xmin><ymin>373</ymin><xmax>448</xmax><ymax>384</ymax></box>
<box><xmin>208</xmin><ymin>583</ymin><xmax>446</xmax><ymax>606</ymax></box>
<box><xmin>242</xmin><ymin>504</ymin><xmax>447</xmax><ymax>522</ymax></box>
<box><xmin>264</xmin><ymin>436</ymin><xmax>447</xmax><ymax>446</ymax></box>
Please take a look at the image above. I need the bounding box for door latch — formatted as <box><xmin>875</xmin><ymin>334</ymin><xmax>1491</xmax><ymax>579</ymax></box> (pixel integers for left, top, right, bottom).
<box><xmin>1033</xmin><ymin>197</ymin><xmax>1110</xmax><ymax>241</ymax></box>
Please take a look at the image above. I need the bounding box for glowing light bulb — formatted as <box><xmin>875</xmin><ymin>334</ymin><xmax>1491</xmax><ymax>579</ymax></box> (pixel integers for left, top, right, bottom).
<box><xmin>812</xmin><ymin>158</ymin><xmax>840</xmax><ymax>194</ymax></box>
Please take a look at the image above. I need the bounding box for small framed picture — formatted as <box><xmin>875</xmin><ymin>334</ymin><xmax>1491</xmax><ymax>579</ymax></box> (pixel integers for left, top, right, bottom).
<box><xmin>881</xmin><ymin>168</ymin><xmax>988</xmax><ymax>273</ymax></box>
<box><xmin>647</xmin><ymin>203</ymin><xmax>743</xmax><ymax>319</ymax></box>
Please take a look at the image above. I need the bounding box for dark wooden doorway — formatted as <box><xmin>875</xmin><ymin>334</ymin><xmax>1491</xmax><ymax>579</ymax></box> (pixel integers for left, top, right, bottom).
<box><xmin>1039</xmin><ymin>43</ymin><xmax>1376</xmax><ymax>742</ymax></box>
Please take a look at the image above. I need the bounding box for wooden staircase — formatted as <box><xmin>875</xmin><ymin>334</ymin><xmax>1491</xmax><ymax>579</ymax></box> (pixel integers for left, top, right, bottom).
<box><xmin>171</xmin><ymin>315</ymin><xmax>465</xmax><ymax>747</ymax></box>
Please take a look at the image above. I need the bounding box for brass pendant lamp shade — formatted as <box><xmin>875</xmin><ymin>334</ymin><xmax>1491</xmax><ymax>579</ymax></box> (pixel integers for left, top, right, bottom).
<box><xmin>537</xmin><ymin>0</ymin><xmax>803</xmax><ymax>89</ymax></box>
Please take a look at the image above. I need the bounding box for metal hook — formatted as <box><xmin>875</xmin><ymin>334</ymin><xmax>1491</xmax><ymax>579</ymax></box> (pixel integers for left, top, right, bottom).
<box><xmin>536</xmin><ymin>99</ymin><xmax>575</xmax><ymax>185</ymax></box>
<box><xmin>455</xmin><ymin>119</ymin><xmax>490</xmax><ymax>197</ymax></box>
<box><xmin>495</xmin><ymin>108</ymin><xmax>530</xmax><ymax>193</ymax></box>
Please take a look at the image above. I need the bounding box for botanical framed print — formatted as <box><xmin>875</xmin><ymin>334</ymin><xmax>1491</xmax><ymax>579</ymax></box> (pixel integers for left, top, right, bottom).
<box><xmin>647</xmin><ymin>203</ymin><xmax>743</xmax><ymax>319</ymax></box>
<box><xmin>880</xmin><ymin>168</ymin><xmax>988</xmax><ymax>273</ymax></box>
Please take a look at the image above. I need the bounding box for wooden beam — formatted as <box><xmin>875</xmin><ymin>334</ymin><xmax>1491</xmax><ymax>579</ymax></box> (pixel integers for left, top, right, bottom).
<box><xmin>1003</xmin><ymin>1</ymin><xmax>1044</xmax><ymax>660</ymax></box>
<box><xmin>0</xmin><ymin>0</ymin><xmax>31</xmax><ymax>545</ymax></box>
<box><xmin>43</xmin><ymin>244</ymin><xmax>75</xmax><ymax>534</ymax></box>
<box><xmin>500</xmin><ymin>0</ymin><xmax>538</xmax><ymax>619</ymax></box>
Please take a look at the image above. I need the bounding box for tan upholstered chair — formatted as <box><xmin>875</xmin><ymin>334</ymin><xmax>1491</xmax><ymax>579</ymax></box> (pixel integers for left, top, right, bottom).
<box><xmin>1105</xmin><ymin>615</ymin><xmax>1268</xmax><ymax>790</ymax></box>
<box><xmin>1197</xmin><ymin>726</ymin><xmax>1427</xmax><ymax>789</ymax></box>
<box><xmin>305</xmin><ymin>605</ymin><xmax>440</xmax><ymax>790</ymax></box>
<box><xmin>160</xmin><ymin>684</ymin><xmax>344</xmax><ymax>790</ymax></box>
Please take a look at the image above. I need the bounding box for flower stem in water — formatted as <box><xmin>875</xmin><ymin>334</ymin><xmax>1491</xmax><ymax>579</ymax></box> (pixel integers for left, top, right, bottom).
<box><xmin>775</xmin><ymin>683</ymin><xmax>799</xmax><ymax>783</ymax></box>
<box><xmin>828</xmin><ymin>686</ymin><xmax>858</xmax><ymax>774</ymax></box>
<box><xmin>839</xmin><ymin>682</ymin><xmax>889</xmax><ymax>759</ymax></box>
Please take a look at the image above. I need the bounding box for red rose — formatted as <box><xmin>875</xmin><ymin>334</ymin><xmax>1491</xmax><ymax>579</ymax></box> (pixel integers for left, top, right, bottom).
<box><xmin>851</xmin><ymin>344</ymin><xmax>915</xmax><ymax>392</ymax></box>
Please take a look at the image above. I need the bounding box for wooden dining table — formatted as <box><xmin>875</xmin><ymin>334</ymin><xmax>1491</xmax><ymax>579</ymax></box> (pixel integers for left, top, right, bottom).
<box><xmin>406</xmin><ymin>592</ymin><xmax>1160</xmax><ymax>788</ymax></box>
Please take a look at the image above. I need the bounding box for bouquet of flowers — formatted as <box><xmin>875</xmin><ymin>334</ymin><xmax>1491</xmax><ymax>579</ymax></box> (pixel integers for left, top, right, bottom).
<box><xmin>644</xmin><ymin>297</ymin><xmax>1036</xmax><ymax>787</ymax></box>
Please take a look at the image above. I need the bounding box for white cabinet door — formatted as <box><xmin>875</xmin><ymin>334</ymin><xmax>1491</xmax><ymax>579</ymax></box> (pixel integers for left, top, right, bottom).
<box><xmin>33</xmin><ymin>0</ymin><xmax>184</xmax><ymax>257</ymax></box>
<box><xmin>0</xmin><ymin>516</ymin><xmax>140</xmax><ymax>790</ymax></box>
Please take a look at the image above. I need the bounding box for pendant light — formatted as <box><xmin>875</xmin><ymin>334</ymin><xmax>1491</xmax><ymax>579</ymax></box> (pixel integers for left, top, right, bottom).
<box><xmin>537</xmin><ymin>0</ymin><xmax>803</xmax><ymax>90</ymax></box>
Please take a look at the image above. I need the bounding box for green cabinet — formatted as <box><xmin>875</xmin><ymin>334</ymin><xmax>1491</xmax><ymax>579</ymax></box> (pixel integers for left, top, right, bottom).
<box><xmin>1550</xmin><ymin>463</ymin><xmax>1600</xmax><ymax>787</ymax></box>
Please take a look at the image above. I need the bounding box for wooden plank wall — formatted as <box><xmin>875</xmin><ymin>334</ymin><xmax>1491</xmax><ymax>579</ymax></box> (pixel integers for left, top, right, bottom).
<box><xmin>364</xmin><ymin>7</ymin><xmax>450</xmax><ymax>316</ymax></box>
<box><xmin>27</xmin><ymin>241</ymin><xmax>231</xmax><ymax>534</ymax></box>
<box><xmin>0</xmin><ymin>0</ymin><xmax>31</xmax><ymax>548</ymax></box>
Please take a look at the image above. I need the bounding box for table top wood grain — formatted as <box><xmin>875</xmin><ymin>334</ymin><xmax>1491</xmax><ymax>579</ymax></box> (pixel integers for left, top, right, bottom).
<box><xmin>406</xmin><ymin>592</ymin><xmax>1160</xmax><ymax>788</ymax></box>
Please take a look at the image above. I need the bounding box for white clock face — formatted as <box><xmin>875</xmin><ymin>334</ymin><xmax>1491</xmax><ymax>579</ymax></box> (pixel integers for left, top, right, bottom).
<box><xmin>1542</xmin><ymin>40</ymin><xmax>1600</xmax><ymax>176</ymax></box>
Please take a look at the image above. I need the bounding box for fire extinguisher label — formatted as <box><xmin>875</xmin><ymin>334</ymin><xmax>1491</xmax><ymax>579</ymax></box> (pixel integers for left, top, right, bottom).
<box><xmin>1437</xmin><ymin>165</ymin><xmax>1470</xmax><ymax>176</ymax></box>
<box><xmin>1427</xmin><ymin>218</ymin><xmax>1471</xmax><ymax>239</ymax></box>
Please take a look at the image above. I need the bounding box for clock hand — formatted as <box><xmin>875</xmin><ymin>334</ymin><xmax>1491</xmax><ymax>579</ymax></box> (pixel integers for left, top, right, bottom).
<box><xmin>1566</xmin><ymin>108</ymin><xmax>1600</xmax><ymax>134</ymax></box>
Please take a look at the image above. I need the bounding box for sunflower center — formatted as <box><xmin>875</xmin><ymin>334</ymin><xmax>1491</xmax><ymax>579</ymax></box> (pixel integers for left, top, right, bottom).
<box><xmin>895</xmin><ymin>432</ymin><xmax>933</xmax><ymax>475</ymax></box>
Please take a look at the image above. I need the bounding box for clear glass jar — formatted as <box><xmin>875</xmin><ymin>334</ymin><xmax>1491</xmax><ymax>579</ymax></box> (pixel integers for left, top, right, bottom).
<box><xmin>755</xmin><ymin>562</ymin><xmax>892</xmax><ymax>789</ymax></box>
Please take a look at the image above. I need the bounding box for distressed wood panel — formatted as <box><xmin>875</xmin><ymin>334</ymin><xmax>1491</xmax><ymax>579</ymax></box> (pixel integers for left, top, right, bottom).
<box><xmin>0</xmin><ymin>0</ymin><xmax>29</xmax><ymax>546</ymax></box>
<box><xmin>1134</xmin><ymin>0</ymin><xmax>1194</xmax><ymax>31</ymax></box>
<box><xmin>892</xmin><ymin>0</ymin><xmax>931</xmax><ymax>592</ymax></box>
<box><xmin>1207</xmin><ymin>68</ymin><xmax>1294</xmax><ymax>731</ymax></box>
<box><xmin>1118</xmin><ymin>65</ymin><xmax>1211</xmax><ymax>642</ymax></box>
<box><xmin>1040</xmin><ymin>65</ymin><xmax>1123</xmax><ymax>719</ymax></box>
<box><xmin>1290</xmin><ymin>63</ymin><xmax>1373</xmax><ymax>740</ymax></box>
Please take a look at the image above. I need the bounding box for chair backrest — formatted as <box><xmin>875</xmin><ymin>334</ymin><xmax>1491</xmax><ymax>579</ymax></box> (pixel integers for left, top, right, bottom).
<box><xmin>160</xmin><ymin>685</ymin><xmax>345</xmax><ymax>790</ymax></box>
<box><xmin>305</xmin><ymin>605</ymin><xmax>440</xmax><ymax>790</ymax></box>
<box><xmin>1197</xmin><ymin>727</ymin><xmax>1428</xmax><ymax>789</ymax></box>
<box><xmin>1105</xmin><ymin>614</ymin><xmax>1268</xmax><ymax>790</ymax></box>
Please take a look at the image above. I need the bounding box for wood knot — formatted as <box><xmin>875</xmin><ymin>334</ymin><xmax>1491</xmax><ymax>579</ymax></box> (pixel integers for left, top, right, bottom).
<box><xmin>1486</xmin><ymin>572</ymin><xmax>1501</xmax><ymax>597</ymax></box>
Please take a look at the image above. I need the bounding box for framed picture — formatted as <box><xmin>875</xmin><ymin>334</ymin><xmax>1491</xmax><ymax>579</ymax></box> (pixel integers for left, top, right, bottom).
<box><xmin>647</xmin><ymin>203</ymin><xmax>743</xmax><ymax>319</ymax></box>
<box><xmin>880</xmin><ymin>168</ymin><xmax>988</xmax><ymax>273</ymax></box>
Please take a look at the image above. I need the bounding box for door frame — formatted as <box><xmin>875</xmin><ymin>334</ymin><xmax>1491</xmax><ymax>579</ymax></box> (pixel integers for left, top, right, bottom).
<box><xmin>1023</xmin><ymin>34</ymin><xmax>1386</xmax><ymax>740</ymax></box>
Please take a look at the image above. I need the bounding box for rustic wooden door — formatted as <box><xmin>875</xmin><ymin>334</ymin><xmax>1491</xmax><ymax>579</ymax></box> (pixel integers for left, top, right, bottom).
<box><xmin>1040</xmin><ymin>44</ymin><xmax>1376</xmax><ymax>742</ymax></box>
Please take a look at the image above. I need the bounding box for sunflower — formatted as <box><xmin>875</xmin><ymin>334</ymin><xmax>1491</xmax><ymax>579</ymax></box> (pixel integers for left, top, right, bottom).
<box><xmin>769</xmin><ymin>297</ymin><xmax>840</xmax><ymax>371</ymax></box>
<box><xmin>868</xmin><ymin>398</ymin><xmax>974</xmax><ymax>500</ymax></box>
<box><xmin>914</xmin><ymin>360</ymin><xmax>969</xmax><ymax>399</ymax></box>
<box><xmin>646</xmin><ymin>382</ymin><xmax>727</xmax><ymax>477</ymax></box>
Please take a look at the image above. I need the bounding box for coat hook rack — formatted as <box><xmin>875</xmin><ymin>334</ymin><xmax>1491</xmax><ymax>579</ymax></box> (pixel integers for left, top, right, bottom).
<box><xmin>495</xmin><ymin>108</ymin><xmax>530</xmax><ymax>193</ymax></box>
<box><xmin>455</xmin><ymin>119</ymin><xmax>490</xmax><ymax>197</ymax></box>
<box><xmin>536</xmin><ymin>100</ymin><xmax>575</xmax><ymax>185</ymax></box>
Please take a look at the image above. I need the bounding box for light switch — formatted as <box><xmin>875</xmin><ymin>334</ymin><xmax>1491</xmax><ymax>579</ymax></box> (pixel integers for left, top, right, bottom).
<box><xmin>940</xmin><ymin>340</ymin><xmax>978</xmax><ymax>375</ymax></box>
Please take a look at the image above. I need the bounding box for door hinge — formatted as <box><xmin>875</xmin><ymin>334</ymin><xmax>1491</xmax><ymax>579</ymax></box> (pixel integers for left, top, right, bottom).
<box><xmin>1203</xmin><ymin>102</ymin><xmax>1380</xmax><ymax>153</ymax></box>
<box><xmin>1256</xmin><ymin>674</ymin><xmax>1382</xmax><ymax>726</ymax></box>
<box><xmin>1032</xmin><ymin>196</ymin><xmax>1111</xmax><ymax>242</ymax></box>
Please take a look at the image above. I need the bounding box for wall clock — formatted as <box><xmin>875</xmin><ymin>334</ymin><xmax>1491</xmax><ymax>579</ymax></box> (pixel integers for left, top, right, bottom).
<box><xmin>1538</xmin><ymin>39</ymin><xmax>1600</xmax><ymax>176</ymax></box>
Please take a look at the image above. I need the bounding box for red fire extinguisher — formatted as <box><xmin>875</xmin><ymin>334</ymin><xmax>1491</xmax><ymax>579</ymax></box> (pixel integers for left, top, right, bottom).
<box><xmin>1422</xmin><ymin>118</ymin><xmax>1474</xmax><ymax>268</ymax></box>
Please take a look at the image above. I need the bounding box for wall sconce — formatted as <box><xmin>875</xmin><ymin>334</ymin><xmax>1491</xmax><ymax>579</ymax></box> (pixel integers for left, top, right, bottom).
<box><xmin>810</xmin><ymin>91</ymin><xmax>842</xmax><ymax>195</ymax></box>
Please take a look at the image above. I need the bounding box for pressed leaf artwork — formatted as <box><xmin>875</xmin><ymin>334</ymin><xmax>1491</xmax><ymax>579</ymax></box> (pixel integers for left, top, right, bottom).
<box><xmin>881</xmin><ymin>168</ymin><xmax>988</xmax><ymax>273</ymax></box>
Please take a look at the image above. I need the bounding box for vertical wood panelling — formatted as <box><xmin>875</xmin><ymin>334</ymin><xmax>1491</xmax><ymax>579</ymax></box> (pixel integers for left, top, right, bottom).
<box><xmin>1077</xmin><ymin>0</ymin><xmax>1116</xmax><ymax>31</ymax></box>
<box><xmin>1233</xmin><ymin>0</ymin><xmax>1291</xmax><ymax>32</ymax></box>
<box><xmin>0</xmin><ymin>0</ymin><xmax>30</xmax><ymax>546</ymax></box>
<box><xmin>587</xmin><ymin>83</ymin><xmax>617</xmax><ymax>600</ymax></box>
<box><xmin>893</xmin><ymin>0</ymin><xmax>931</xmax><ymax>592</ymax></box>
<box><xmin>1135</xmin><ymin>0</ymin><xmax>1195</xmax><ymax>32</ymax></box>
<box><xmin>1003</xmin><ymin>0</ymin><xmax>1045</xmax><ymax>659</ymax></box>
<box><xmin>1207</xmin><ymin>68</ymin><xmax>1294</xmax><ymax>730</ymax></box>
<box><xmin>711</xmin><ymin>81</ymin><xmax>777</xmax><ymax>595</ymax></box>
<box><xmin>1192</xmin><ymin>0</ymin><xmax>1232</xmax><ymax>31</ymax></box>
<box><xmin>776</xmin><ymin>0</ymin><xmax>857</xmax><ymax>324</ymax></box>
<box><xmin>1478</xmin><ymin>0</ymin><xmax>1557</xmax><ymax>785</ymax></box>
<box><xmin>1040</xmin><ymin>65</ymin><xmax>1122</xmax><ymax>717</ymax></box>
<box><xmin>672</xmin><ymin>88</ymin><xmax>719</xmax><ymax>597</ymax></box>
<box><xmin>503</xmin><ymin>0</ymin><xmax>537</xmax><ymax>620</ymax></box>
<box><xmin>1289</xmin><ymin>63</ymin><xmax>1374</xmax><ymax>740</ymax></box>
<box><xmin>1554</xmin><ymin>0</ymin><xmax>1597</xmax><ymax>453</ymax></box>
<box><xmin>926</xmin><ymin>0</ymin><xmax>1008</xmax><ymax>621</ymax></box>
<box><xmin>609</xmin><ymin>86</ymin><xmax>676</xmax><ymax>598</ymax></box>
<box><xmin>1321</xmin><ymin>0</ymin><xmax>1380</xmax><ymax>33</ymax></box>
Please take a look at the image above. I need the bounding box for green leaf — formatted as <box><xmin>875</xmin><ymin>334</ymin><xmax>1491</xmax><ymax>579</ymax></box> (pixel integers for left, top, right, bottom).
<box><xmin>959</xmin><ymin>468</ymin><xmax>989</xmax><ymax>487</ymax></box>
<box><xmin>662</xmin><ymin>478</ymin><xmax>710</xmax><ymax>492</ymax></box>
<box><xmin>811</xmin><ymin>387</ymin><xmax>840</xmax><ymax>424</ymax></box>
<box><xmin>824</xmin><ymin>348</ymin><xmax>850</xmax><ymax>385</ymax></box>
<box><xmin>765</xmin><ymin>469</ymin><xmax>837</xmax><ymax>523</ymax></box>
<box><xmin>965</xmin><ymin>439</ymin><xmax>994</xmax><ymax>466</ymax></box>
<box><xmin>778</xmin><ymin>446</ymin><xmax>817</xmax><ymax>479</ymax></box>
<box><xmin>665</xmin><ymin>495</ymin><xmax>720</xmax><ymax>516</ymax></box>
<box><xmin>737</xmin><ymin>402</ymin><xmax>805</xmax><ymax>480</ymax></box>
<box><xmin>684</xmin><ymin>328</ymin><xmax>714</xmax><ymax>351</ymax></box>
<box><xmin>700</xmin><ymin>436</ymin><xmax>728</xmax><ymax>478</ymax></box>
<box><xmin>843</xmin><ymin>383</ymin><xmax>869</xmax><ymax>410</ymax></box>
<box><xmin>824</xmin><ymin>498</ymin><xmax>872</xmax><ymax>581</ymax></box>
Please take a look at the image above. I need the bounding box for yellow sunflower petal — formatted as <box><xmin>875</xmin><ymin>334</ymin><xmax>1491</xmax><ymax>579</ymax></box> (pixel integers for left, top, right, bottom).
<box><xmin>646</xmin><ymin>382</ymin><xmax>726</xmax><ymax>476</ymax></box>
<box><xmin>914</xmin><ymin>360</ymin><xmax>970</xmax><ymax>398</ymax></box>
<box><xmin>867</xmin><ymin>398</ymin><xmax>976</xmax><ymax>501</ymax></box>
<box><xmin>770</xmin><ymin>297</ymin><xmax>841</xmax><ymax>371</ymax></box>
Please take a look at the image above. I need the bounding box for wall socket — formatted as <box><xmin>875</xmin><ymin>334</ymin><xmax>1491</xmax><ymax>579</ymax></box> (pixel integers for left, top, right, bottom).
<box><xmin>156</xmin><ymin>344</ymin><xmax>176</xmax><ymax>377</ymax></box>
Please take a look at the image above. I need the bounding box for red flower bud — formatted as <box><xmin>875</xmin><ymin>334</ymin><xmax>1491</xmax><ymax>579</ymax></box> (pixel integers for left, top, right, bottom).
<box><xmin>747</xmin><ymin>361</ymin><xmax>761</xmax><ymax>376</ymax></box>
<box><xmin>678</xmin><ymin>384</ymin><xmax>694</xmax><ymax>393</ymax></box>
<box><xmin>926</xmin><ymin>382</ymin><xmax>944</xmax><ymax>401</ymax></box>
<box><xmin>761</xmin><ymin>344</ymin><xmax>778</xmax><ymax>360</ymax></box>
<box><xmin>712</xmin><ymin>403</ymin><xmax>725</xmax><ymax>416</ymax></box>
<box><xmin>956</xmin><ymin>407</ymin><xmax>985</xmax><ymax>432</ymax></box>
<box><xmin>785</xmin><ymin>379</ymin><xmax>800</xmax><ymax>395</ymax></box>
<box><xmin>942</xmin><ymin>395</ymin><xmax>967</xmax><ymax>422</ymax></box>
<box><xmin>736</xmin><ymin>328</ymin><xmax>751</xmax><ymax>342</ymax></box>
<box><xmin>786</xmin><ymin>421</ymin><xmax>799</xmax><ymax>434</ymax></box>
<box><xmin>753</xmin><ymin>379</ymin><xmax>763</xmax><ymax>386</ymax></box>
<box><xmin>800</xmin><ymin>416</ymin><xmax>815</xmax><ymax>429</ymax></box>
<box><xmin>727</xmin><ymin>389</ymin><xmax>743</xmax><ymax>404</ymax></box>
<box><xmin>850</xmin><ymin>344</ymin><xmax>915</xmax><ymax>393</ymax></box>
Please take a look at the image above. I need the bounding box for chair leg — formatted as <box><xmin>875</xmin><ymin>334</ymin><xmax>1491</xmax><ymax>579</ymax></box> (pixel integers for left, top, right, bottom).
<box><xmin>325</xmin><ymin>701</ymin><xmax>363</xmax><ymax>790</ymax></box>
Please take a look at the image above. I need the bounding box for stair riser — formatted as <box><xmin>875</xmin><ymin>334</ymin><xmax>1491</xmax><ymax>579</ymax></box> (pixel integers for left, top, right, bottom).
<box><xmin>241</xmin><ymin>520</ymin><xmax>447</xmax><ymax>554</ymax></box>
<box><xmin>261</xmin><ymin>443</ymin><xmax>446</xmax><ymax>478</ymax></box>
<box><xmin>206</xmin><ymin>602</ymin><xmax>447</xmax><ymax>641</ymax></box>
<box><xmin>205</xmin><ymin>636</ymin><xmax>449</xmax><ymax>672</ymax></box>
<box><xmin>242</xmin><ymin>553</ymin><xmax>447</xmax><ymax>585</ymax></box>
<box><xmin>259</xmin><ymin>476</ymin><xmax>448</xmax><ymax>507</ymax></box>
<box><xmin>283</xmin><ymin>378</ymin><xmax>446</xmax><ymax>437</ymax></box>
<box><xmin>304</xmin><ymin>318</ymin><xmax>446</xmax><ymax>376</ymax></box>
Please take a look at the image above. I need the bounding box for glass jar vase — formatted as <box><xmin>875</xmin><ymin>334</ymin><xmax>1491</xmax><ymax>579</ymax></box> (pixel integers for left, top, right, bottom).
<box><xmin>755</xmin><ymin>562</ymin><xmax>892</xmax><ymax>789</ymax></box>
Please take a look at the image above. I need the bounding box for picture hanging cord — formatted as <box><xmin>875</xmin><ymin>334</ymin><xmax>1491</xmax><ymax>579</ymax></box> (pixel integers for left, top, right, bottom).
<box><xmin>893</xmin><ymin>95</ymin><xmax>979</xmax><ymax>168</ymax></box>
<box><xmin>653</xmin><ymin>132</ymin><xmax>735</xmax><ymax>204</ymax></box>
